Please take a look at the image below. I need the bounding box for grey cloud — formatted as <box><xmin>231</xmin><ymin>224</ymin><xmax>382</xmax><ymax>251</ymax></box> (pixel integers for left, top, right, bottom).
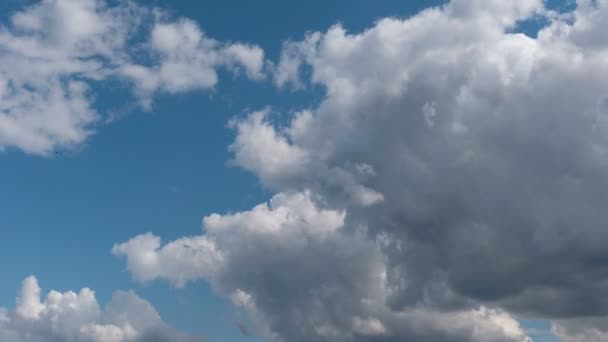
<box><xmin>253</xmin><ymin>0</ymin><xmax>608</xmax><ymax>319</ymax></box>
<box><xmin>115</xmin><ymin>192</ymin><xmax>531</xmax><ymax>342</ymax></box>
<box><xmin>551</xmin><ymin>317</ymin><xmax>608</xmax><ymax>342</ymax></box>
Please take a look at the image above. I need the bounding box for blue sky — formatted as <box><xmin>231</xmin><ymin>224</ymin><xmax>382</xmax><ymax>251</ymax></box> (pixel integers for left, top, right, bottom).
<box><xmin>1</xmin><ymin>0</ymin><xmax>607</xmax><ymax>341</ymax></box>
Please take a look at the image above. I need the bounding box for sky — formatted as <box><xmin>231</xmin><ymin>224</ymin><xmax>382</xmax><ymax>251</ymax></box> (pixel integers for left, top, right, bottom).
<box><xmin>0</xmin><ymin>0</ymin><xmax>607</xmax><ymax>341</ymax></box>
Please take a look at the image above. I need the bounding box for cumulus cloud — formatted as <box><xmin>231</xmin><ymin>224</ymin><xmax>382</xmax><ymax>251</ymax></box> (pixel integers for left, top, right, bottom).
<box><xmin>0</xmin><ymin>0</ymin><xmax>265</xmax><ymax>155</ymax></box>
<box><xmin>112</xmin><ymin>232</ymin><xmax>221</xmax><ymax>288</ymax></box>
<box><xmin>260</xmin><ymin>0</ymin><xmax>608</xmax><ymax>319</ymax></box>
<box><xmin>0</xmin><ymin>276</ymin><xmax>201</xmax><ymax>342</ymax></box>
<box><xmin>115</xmin><ymin>192</ymin><xmax>530</xmax><ymax>342</ymax></box>
<box><xmin>229</xmin><ymin>110</ymin><xmax>384</xmax><ymax>207</ymax></box>
<box><xmin>116</xmin><ymin>0</ymin><xmax>608</xmax><ymax>340</ymax></box>
<box><xmin>120</xmin><ymin>17</ymin><xmax>265</xmax><ymax>103</ymax></box>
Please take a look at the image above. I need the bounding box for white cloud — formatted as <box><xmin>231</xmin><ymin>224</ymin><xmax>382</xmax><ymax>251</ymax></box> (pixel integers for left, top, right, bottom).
<box><xmin>115</xmin><ymin>191</ymin><xmax>531</xmax><ymax>342</ymax></box>
<box><xmin>113</xmin><ymin>192</ymin><xmax>346</xmax><ymax>288</ymax></box>
<box><xmin>446</xmin><ymin>0</ymin><xmax>543</xmax><ymax>27</ymax></box>
<box><xmin>15</xmin><ymin>276</ymin><xmax>45</xmax><ymax>320</ymax></box>
<box><xmin>0</xmin><ymin>276</ymin><xmax>201</xmax><ymax>342</ymax></box>
<box><xmin>122</xmin><ymin>18</ymin><xmax>264</xmax><ymax>99</ymax></box>
<box><xmin>229</xmin><ymin>110</ymin><xmax>384</xmax><ymax>207</ymax></box>
<box><xmin>0</xmin><ymin>0</ymin><xmax>265</xmax><ymax>155</ymax></box>
<box><xmin>223</xmin><ymin>43</ymin><xmax>266</xmax><ymax>80</ymax></box>
<box><xmin>228</xmin><ymin>110</ymin><xmax>312</xmax><ymax>189</ymax></box>
<box><xmin>112</xmin><ymin>233</ymin><xmax>222</xmax><ymax>288</ymax></box>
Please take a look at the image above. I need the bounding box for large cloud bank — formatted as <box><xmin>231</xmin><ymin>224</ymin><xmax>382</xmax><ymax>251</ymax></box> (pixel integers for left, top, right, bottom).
<box><xmin>0</xmin><ymin>276</ymin><xmax>201</xmax><ymax>342</ymax></box>
<box><xmin>114</xmin><ymin>0</ymin><xmax>608</xmax><ymax>341</ymax></box>
<box><xmin>114</xmin><ymin>192</ymin><xmax>531</xmax><ymax>341</ymax></box>
<box><xmin>0</xmin><ymin>0</ymin><xmax>263</xmax><ymax>155</ymax></box>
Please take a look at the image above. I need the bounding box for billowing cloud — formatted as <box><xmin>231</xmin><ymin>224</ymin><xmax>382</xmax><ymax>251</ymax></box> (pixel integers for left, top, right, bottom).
<box><xmin>115</xmin><ymin>0</ymin><xmax>608</xmax><ymax>340</ymax></box>
<box><xmin>255</xmin><ymin>0</ymin><xmax>608</xmax><ymax>319</ymax></box>
<box><xmin>0</xmin><ymin>276</ymin><xmax>202</xmax><ymax>342</ymax></box>
<box><xmin>115</xmin><ymin>192</ymin><xmax>531</xmax><ymax>342</ymax></box>
<box><xmin>0</xmin><ymin>0</ymin><xmax>265</xmax><ymax>155</ymax></box>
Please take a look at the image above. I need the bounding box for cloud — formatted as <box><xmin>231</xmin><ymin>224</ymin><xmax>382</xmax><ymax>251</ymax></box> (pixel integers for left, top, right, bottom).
<box><xmin>0</xmin><ymin>276</ymin><xmax>202</xmax><ymax>342</ymax></box>
<box><xmin>229</xmin><ymin>110</ymin><xmax>384</xmax><ymax>207</ymax></box>
<box><xmin>112</xmin><ymin>232</ymin><xmax>221</xmax><ymax>288</ymax></box>
<box><xmin>0</xmin><ymin>0</ymin><xmax>265</xmax><ymax>155</ymax></box>
<box><xmin>116</xmin><ymin>0</ymin><xmax>608</xmax><ymax>340</ymax></box>
<box><xmin>551</xmin><ymin>317</ymin><xmax>608</xmax><ymax>342</ymax></box>
<box><xmin>115</xmin><ymin>192</ymin><xmax>530</xmax><ymax>342</ymax></box>
<box><xmin>255</xmin><ymin>0</ymin><xmax>608</xmax><ymax>319</ymax></box>
<box><xmin>121</xmin><ymin>17</ymin><xmax>265</xmax><ymax>102</ymax></box>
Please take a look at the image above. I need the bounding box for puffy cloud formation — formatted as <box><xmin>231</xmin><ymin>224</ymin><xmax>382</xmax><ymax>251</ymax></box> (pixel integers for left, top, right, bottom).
<box><xmin>0</xmin><ymin>276</ymin><xmax>201</xmax><ymax>341</ymax></box>
<box><xmin>0</xmin><ymin>0</ymin><xmax>264</xmax><ymax>155</ymax></box>
<box><xmin>120</xmin><ymin>17</ymin><xmax>264</xmax><ymax>103</ymax></box>
<box><xmin>115</xmin><ymin>192</ymin><xmax>530</xmax><ymax>341</ymax></box>
<box><xmin>253</xmin><ymin>0</ymin><xmax>608</xmax><ymax>322</ymax></box>
<box><xmin>116</xmin><ymin>0</ymin><xmax>608</xmax><ymax>340</ymax></box>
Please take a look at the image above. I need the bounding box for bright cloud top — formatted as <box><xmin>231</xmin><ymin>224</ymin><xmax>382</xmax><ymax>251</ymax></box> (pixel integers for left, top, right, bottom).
<box><xmin>115</xmin><ymin>0</ymin><xmax>608</xmax><ymax>341</ymax></box>
<box><xmin>0</xmin><ymin>0</ymin><xmax>264</xmax><ymax>155</ymax></box>
<box><xmin>0</xmin><ymin>276</ymin><xmax>201</xmax><ymax>342</ymax></box>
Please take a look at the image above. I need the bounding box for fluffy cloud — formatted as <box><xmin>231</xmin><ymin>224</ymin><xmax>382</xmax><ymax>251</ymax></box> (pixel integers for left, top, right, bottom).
<box><xmin>0</xmin><ymin>276</ymin><xmax>201</xmax><ymax>342</ymax></box>
<box><xmin>260</xmin><ymin>0</ymin><xmax>608</xmax><ymax>319</ymax></box>
<box><xmin>120</xmin><ymin>17</ymin><xmax>265</xmax><ymax>104</ymax></box>
<box><xmin>115</xmin><ymin>192</ymin><xmax>530</xmax><ymax>342</ymax></box>
<box><xmin>116</xmin><ymin>0</ymin><xmax>608</xmax><ymax>340</ymax></box>
<box><xmin>112</xmin><ymin>233</ymin><xmax>221</xmax><ymax>288</ymax></box>
<box><xmin>0</xmin><ymin>0</ymin><xmax>264</xmax><ymax>155</ymax></box>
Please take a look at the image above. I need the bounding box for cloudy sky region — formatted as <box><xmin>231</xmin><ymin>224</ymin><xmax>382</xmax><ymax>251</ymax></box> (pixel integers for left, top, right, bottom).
<box><xmin>2</xmin><ymin>0</ymin><xmax>608</xmax><ymax>341</ymax></box>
